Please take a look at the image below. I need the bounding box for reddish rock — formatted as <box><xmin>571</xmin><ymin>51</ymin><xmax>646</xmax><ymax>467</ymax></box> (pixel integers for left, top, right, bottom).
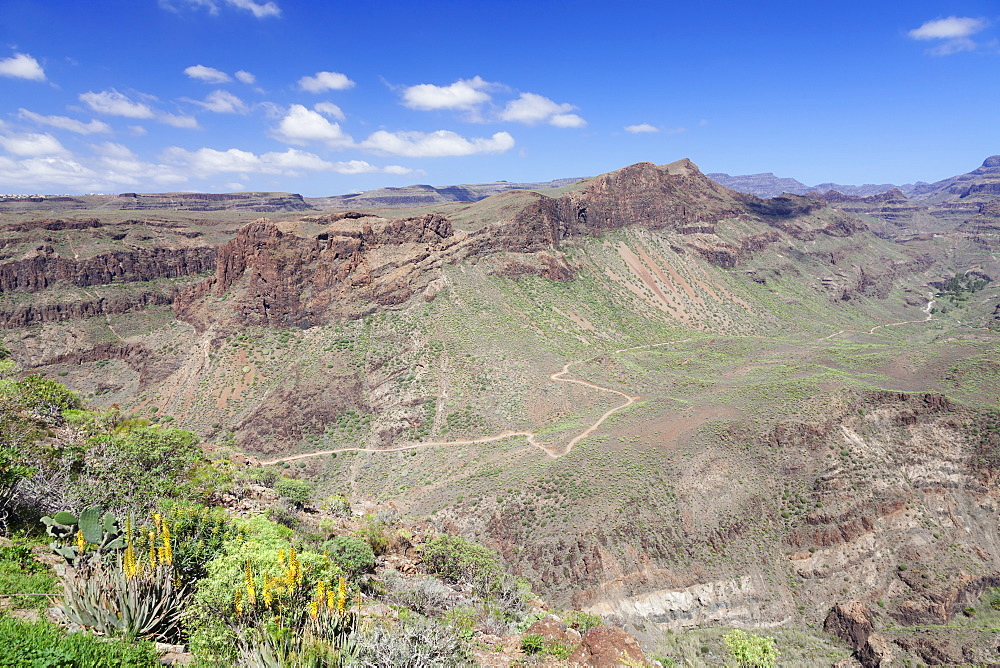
<box><xmin>567</xmin><ymin>625</ymin><xmax>650</xmax><ymax>667</ymax></box>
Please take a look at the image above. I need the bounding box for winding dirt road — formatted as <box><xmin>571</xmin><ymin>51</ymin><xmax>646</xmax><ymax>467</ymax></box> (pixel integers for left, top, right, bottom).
<box><xmin>261</xmin><ymin>338</ymin><xmax>691</xmax><ymax>464</ymax></box>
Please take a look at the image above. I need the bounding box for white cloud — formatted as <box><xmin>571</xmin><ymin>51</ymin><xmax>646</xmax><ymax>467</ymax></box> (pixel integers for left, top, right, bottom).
<box><xmin>235</xmin><ymin>70</ymin><xmax>256</xmax><ymax>84</ymax></box>
<box><xmin>0</xmin><ymin>53</ymin><xmax>46</xmax><ymax>81</ymax></box>
<box><xmin>909</xmin><ymin>17</ymin><xmax>989</xmax><ymax>55</ymax></box>
<box><xmin>499</xmin><ymin>92</ymin><xmax>585</xmax><ymax>127</ymax></box>
<box><xmin>184</xmin><ymin>64</ymin><xmax>231</xmax><ymax>83</ymax></box>
<box><xmin>313</xmin><ymin>102</ymin><xmax>345</xmax><ymax>120</ymax></box>
<box><xmin>624</xmin><ymin>123</ymin><xmax>659</xmax><ymax>134</ymax></box>
<box><xmin>226</xmin><ymin>0</ymin><xmax>280</xmax><ymax>18</ymax></box>
<box><xmin>550</xmin><ymin>113</ymin><xmax>586</xmax><ymax>128</ymax></box>
<box><xmin>158</xmin><ymin>113</ymin><xmax>200</xmax><ymax>129</ymax></box>
<box><xmin>162</xmin><ymin>146</ymin><xmax>405</xmax><ymax>177</ymax></box>
<box><xmin>361</xmin><ymin>129</ymin><xmax>514</xmax><ymax>157</ymax></box>
<box><xmin>298</xmin><ymin>71</ymin><xmax>355</xmax><ymax>93</ymax></box>
<box><xmin>909</xmin><ymin>16</ymin><xmax>986</xmax><ymax>39</ymax></box>
<box><xmin>18</xmin><ymin>109</ymin><xmax>111</xmax><ymax>134</ymax></box>
<box><xmin>0</xmin><ymin>132</ymin><xmax>67</xmax><ymax>157</ymax></box>
<box><xmin>80</xmin><ymin>90</ymin><xmax>154</xmax><ymax>118</ymax></box>
<box><xmin>160</xmin><ymin>0</ymin><xmax>280</xmax><ymax>18</ymax></box>
<box><xmin>189</xmin><ymin>90</ymin><xmax>248</xmax><ymax>113</ymax></box>
<box><xmin>0</xmin><ymin>155</ymin><xmax>97</xmax><ymax>190</ymax></box>
<box><xmin>129</xmin><ymin>125</ymin><xmax>148</xmax><ymax>136</ymax></box>
<box><xmin>274</xmin><ymin>104</ymin><xmax>353</xmax><ymax>147</ymax></box>
<box><xmin>402</xmin><ymin>76</ymin><xmax>492</xmax><ymax>111</ymax></box>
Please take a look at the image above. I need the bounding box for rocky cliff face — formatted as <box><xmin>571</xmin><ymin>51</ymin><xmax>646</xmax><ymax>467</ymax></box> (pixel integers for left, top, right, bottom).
<box><xmin>0</xmin><ymin>246</ymin><xmax>216</xmax><ymax>294</ymax></box>
<box><xmin>174</xmin><ymin>214</ymin><xmax>462</xmax><ymax>331</ymax></box>
<box><xmin>0</xmin><ymin>289</ymin><xmax>176</xmax><ymax>329</ymax></box>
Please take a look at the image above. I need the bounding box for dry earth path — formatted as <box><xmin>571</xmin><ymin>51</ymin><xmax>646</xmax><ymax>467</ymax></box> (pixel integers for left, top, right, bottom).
<box><xmin>261</xmin><ymin>338</ymin><xmax>691</xmax><ymax>464</ymax></box>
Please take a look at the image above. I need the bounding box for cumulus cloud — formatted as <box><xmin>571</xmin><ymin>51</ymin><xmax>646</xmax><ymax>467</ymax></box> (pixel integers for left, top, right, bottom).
<box><xmin>188</xmin><ymin>90</ymin><xmax>248</xmax><ymax>113</ymax></box>
<box><xmin>18</xmin><ymin>109</ymin><xmax>111</xmax><ymax>134</ymax></box>
<box><xmin>273</xmin><ymin>104</ymin><xmax>353</xmax><ymax>147</ymax></box>
<box><xmin>908</xmin><ymin>16</ymin><xmax>989</xmax><ymax>55</ymax></box>
<box><xmin>81</xmin><ymin>89</ymin><xmax>199</xmax><ymax>128</ymax></box>
<box><xmin>499</xmin><ymin>93</ymin><xmax>585</xmax><ymax>127</ymax></box>
<box><xmin>0</xmin><ymin>132</ymin><xmax>67</xmax><ymax>157</ymax></box>
<box><xmin>624</xmin><ymin>123</ymin><xmax>659</xmax><ymax>134</ymax></box>
<box><xmin>80</xmin><ymin>90</ymin><xmax>154</xmax><ymax>118</ymax></box>
<box><xmin>0</xmin><ymin>155</ymin><xmax>98</xmax><ymax>191</ymax></box>
<box><xmin>162</xmin><ymin>146</ymin><xmax>407</xmax><ymax>177</ymax></box>
<box><xmin>234</xmin><ymin>70</ymin><xmax>256</xmax><ymax>84</ymax></box>
<box><xmin>160</xmin><ymin>0</ymin><xmax>280</xmax><ymax>18</ymax></box>
<box><xmin>184</xmin><ymin>64</ymin><xmax>231</xmax><ymax>83</ymax></box>
<box><xmin>158</xmin><ymin>113</ymin><xmax>200</xmax><ymax>129</ymax></box>
<box><xmin>0</xmin><ymin>53</ymin><xmax>46</xmax><ymax>81</ymax></box>
<box><xmin>313</xmin><ymin>102</ymin><xmax>345</xmax><ymax>120</ymax></box>
<box><xmin>402</xmin><ymin>76</ymin><xmax>492</xmax><ymax>111</ymax></box>
<box><xmin>298</xmin><ymin>71</ymin><xmax>355</xmax><ymax>93</ymax></box>
<box><xmin>360</xmin><ymin>129</ymin><xmax>514</xmax><ymax>157</ymax></box>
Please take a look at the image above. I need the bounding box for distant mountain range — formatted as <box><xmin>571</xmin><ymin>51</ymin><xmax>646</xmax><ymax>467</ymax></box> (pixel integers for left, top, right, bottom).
<box><xmin>305</xmin><ymin>177</ymin><xmax>583</xmax><ymax>210</ymax></box>
<box><xmin>708</xmin><ymin>155</ymin><xmax>1000</xmax><ymax>203</ymax></box>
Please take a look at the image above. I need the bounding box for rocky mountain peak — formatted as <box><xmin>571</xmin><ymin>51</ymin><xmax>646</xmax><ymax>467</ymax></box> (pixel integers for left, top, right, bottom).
<box><xmin>981</xmin><ymin>155</ymin><xmax>1000</xmax><ymax>169</ymax></box>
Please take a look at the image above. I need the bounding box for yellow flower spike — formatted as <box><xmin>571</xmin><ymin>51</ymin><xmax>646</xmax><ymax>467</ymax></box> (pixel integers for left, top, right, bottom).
<box><xmin>162</xmin><ymin>522</ymin><xmax>172</xmax><ymax>565</ymax></box>
<box><xmin>123</xmin><ymin>539</ymin><xmax>137</xmax><ymax>578</ymax></box>
<box><xmin>336</xmin><ymin>577</ymin><xmax>347</xmax><ymax>614</ymax></box>
<box><xmin>263</xmin><ymin>579</ymin><xmax>273</xmax><ymax>608</ymax></box>
<box><xmin>234</xmin><ymin>589</ymin><xmax>244</xmax><ymax>614</ymax></box>
<box><xmin>245</xmin><ymin>561</ymin><xmax>257</xmax><ymax>606</ymax></box>
<box><xmin>153</xmin><ymin>513</ymin><xmax>162</xmax><ymax>532</ymax></box>
<box><xmin>308</xmin><ymin>601</ymin><xmax>319</xmax><ymax>619</ymax></box>
<box><xmin>148</xmin><ymin>532</ymin><xmax>157</xmax><ymax>568</ymax></box>
<box><xmin>75</xmin><ymin>529</ymin><xmax>85</xmax><ymax>554</ymax></box>
<box><xmin>316</xmin><ymin>580</ymin><xmax>326</xmax><ymax>606</ymax></box>
<box><xmin>327</xmin><ymin>592</ymin><xmax>335</xmax><ymax>612</ymax></box>
<box><xmin>277</xmin><ymin>549</ymin><xmax>285</xmax><ymax>566</ymax></box>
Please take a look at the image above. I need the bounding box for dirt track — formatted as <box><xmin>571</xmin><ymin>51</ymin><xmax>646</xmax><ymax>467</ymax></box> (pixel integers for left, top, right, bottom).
<box><xmin>261</xmin><ymin>338</ymin><xmax>692</xmax><ymax>464</ymax></box>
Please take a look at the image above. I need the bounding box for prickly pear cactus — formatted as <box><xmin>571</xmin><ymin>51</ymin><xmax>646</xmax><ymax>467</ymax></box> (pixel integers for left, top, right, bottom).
<box><xmin>41</xmin><ymin>506</ymin><xmax>125</xmax><ymax>566</ymax></box>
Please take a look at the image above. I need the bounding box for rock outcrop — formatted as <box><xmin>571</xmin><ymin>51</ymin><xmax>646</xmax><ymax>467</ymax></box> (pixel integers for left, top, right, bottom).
<box><xmin>0</xmin><ymin>246</ymin><xmax>216</xmax><ymax>294</ymax></box>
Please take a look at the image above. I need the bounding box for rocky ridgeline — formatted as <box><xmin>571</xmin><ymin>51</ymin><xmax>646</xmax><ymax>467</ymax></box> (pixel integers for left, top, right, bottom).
<box><xmin>175</xmin><ymin>160</ymin><xmax>872</xmax><ymax>331</ymax></box>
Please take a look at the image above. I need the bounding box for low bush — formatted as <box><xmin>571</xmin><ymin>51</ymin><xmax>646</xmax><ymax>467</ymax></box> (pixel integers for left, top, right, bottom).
<box><xmin>322</xmin><ymin>536</ymin><xmax>375</xmax><ymax>582</ymax></box>
<box><xmin>274</xmin><ymin>477</ymin><xmax>314</xmax><ymax>507</ymax></box>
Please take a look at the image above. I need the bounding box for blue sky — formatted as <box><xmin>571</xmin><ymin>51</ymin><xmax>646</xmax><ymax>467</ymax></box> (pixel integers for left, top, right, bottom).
<box><xmin>0</xmin><ymin>0</ymin><xmax>997</xmax><ymax>196</ymax></box>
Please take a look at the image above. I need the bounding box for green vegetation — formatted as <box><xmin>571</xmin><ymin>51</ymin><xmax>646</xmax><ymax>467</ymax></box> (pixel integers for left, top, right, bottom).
<box><xmin>0</xmin><ymin>616</ymin><xmax>161</xmax><ymax>667</ymax></box>
<box><xmin>724</xmin><ymin>629</ymin><xmax>780</xmax><ymax>667</ymax></box>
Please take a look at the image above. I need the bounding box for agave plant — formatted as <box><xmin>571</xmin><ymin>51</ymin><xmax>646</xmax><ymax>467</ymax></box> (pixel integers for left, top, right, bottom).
<box><xmin>59</xmin><ymin>558</ymin><xmax>191</xmax><ymax>643</ymax></box>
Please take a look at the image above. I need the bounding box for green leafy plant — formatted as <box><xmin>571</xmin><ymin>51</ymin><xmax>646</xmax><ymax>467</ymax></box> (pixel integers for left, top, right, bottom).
<box><xmin>322</xmin><ymin>536</ymin><xmax>375</xmax><ymax>582</ymax></box>
<box><xmin>723</xmin><ymin>629</ymin><xmax>780</xmax><ymax>668</ymax></box>
<box><xmin>274</xmin><ymin>476</ymin><xmax>314</xmax><ymax>507</ymax></box>
<box><xmin>520</xmin><ymin>633</ymin><xmax>545</xmax><ymax>655</ymax></box>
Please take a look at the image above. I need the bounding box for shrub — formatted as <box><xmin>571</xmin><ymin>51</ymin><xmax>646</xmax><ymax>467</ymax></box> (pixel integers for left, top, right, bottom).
<box><xmin>423</xmin><ymin>534</ymin><xmax>503</xmax><ymax>586</ymax></box>
<box><xmin>185</xmin><ymin>516</ymin><xmax>342</xmax><ymax>661</ymax></box>
<box><xmin>71</xmin><ymin>426</ymin><xmax>203</xmax><ymax>513</ymax></box>
<box><xmin>0</xmin><ymin>616</ymin><xmax>160</xmax><ymax>667</ymax></box>
<box><xmin>323</xmin><ymin>536</ymin><xmax>375</xmax><ymax>582</ymax></box>
<box><xmin>352</xmin><ymin>617</ymin><xmax>471</xmax><ymax>667</ymax></box>
<box><xmin>521</xmin><ymin>633</ymin><xmax>545</xmax><ymax>654</ymax></box>
<box><xmin>564</xmin><ymin>609</ymin><xmax>602</xmax><ymax>633</ymax></box>
<box><xmin>274</xmin><ymin>476</ymin><xmax>314</xmax><ymax>507</ymax></box>
<box><xmin>723</xmin><ymin>629</ymin><xmax>780</xmax><ymax>668</ymax></box>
